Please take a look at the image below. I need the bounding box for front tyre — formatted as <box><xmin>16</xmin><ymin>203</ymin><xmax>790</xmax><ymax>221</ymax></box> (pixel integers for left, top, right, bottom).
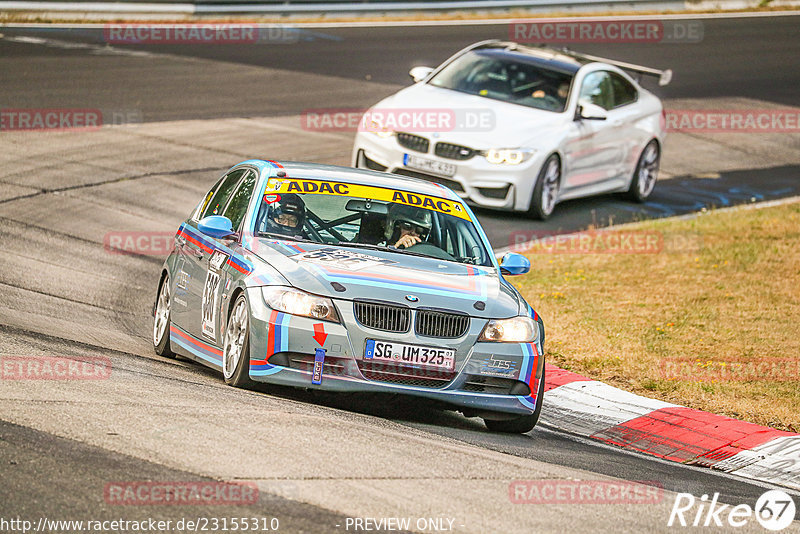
<box><xmin>626</xmin><ymin>140</ymin><xmax>660</xmax><ymax>202</ymax></box>
<box><xmin>484</xmin><ymin>365</ymin><xmax>546</xmax><ymax>434</ymax></box>
<box><xmin>222</xmin><ymin>293</ymin><xmax>255</xmax><ymax>388</ymax></box>
<box><xmin>527</xmin><ymin>154</ymin><xmax>560</xmax><ymax>220</ymax></box>
<box><xmin>153</xmin><ymin>273</ymin><xmax>175</xmax><ymax>358</ymax></box>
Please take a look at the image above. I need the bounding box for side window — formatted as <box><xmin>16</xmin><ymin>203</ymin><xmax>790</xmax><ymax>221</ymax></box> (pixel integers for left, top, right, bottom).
<box><xmin>222</xmin><ymin>170</ymin><xmax>257</xmax><ymax>232</ymax></box>
<box><xmin>200</xmin><ymin>169</ymin><xmax>246</xmax><ymax>220</ymax></box>
<box><xmin>579</xmin><ymin>71</ymin><xmax>614</xmax><ymax>111</ymax></box>
<box><xmin>610</xmin><ymin>72</ymin><xmax>637</xmax><ymax>108</ymax></box>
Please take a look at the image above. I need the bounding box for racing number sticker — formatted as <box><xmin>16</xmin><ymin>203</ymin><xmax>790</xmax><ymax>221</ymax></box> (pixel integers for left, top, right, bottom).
<box><xmin>201</xmin><ymin>250</ymin><xmax>229</xmax><ymax>340</ymax></box>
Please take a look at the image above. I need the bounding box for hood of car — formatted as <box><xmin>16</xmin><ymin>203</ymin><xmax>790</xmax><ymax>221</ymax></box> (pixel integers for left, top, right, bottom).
<box><xmin>375</xmin><ymin>83</ymin><xmax>566</xmax><ymax>149</ymax></box>
<box><xmin>249</xmin><ymin>239</ymin><xmax>522</xmax><ymax>319</ymax></box>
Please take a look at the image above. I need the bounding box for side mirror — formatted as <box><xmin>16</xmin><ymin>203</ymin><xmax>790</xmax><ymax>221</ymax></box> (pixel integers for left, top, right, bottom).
<box><xmin>409</xmin><ymin>66</ymin><xmax>434</xmax><ymax>83</ymax></box>
<box><xmin>577</xmin><ymin>101</ymin><xmax>608</xmax><ymax>121</ymax></box>
<box><xmin>198</xmin><ymin>216</ymin><xmax>237</xmax><ymax>240</ymax></box>
<box><xmin>498</xmin><ymin>253</ymin><xmax>530</xmax><ymax>276</ymax></box>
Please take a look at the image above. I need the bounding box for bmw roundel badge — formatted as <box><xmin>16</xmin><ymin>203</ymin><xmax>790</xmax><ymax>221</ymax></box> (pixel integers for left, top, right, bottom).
<box><xmin>405</xmin><ymin>295</ymin><xmax>419</xmax><ymax>302</ymax></box>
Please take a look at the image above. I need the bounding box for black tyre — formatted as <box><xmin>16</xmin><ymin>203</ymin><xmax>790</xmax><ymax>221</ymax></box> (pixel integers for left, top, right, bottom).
<box><xmin>484</xmin><ymin>365</ymin><xmax>546</xmax><ymax>434</ymax></box>
<box><xmin>153</xmin><ymin>273</ymin><xmax>176</xmax><ymax>358</ymax></box>
<box><xmin>527</xmin><ymin>154</ymin><xmax>560</xmax><ymax>220</ymax></box>
<box><xmin>626</xmin><ymin>140</ymin><xmax>660</xmax><ymax>202</ymax></box>
<box><xmin>222</xmin><ymin>293</ymin><xmax>256</xmax><ymax>388</ymax></box>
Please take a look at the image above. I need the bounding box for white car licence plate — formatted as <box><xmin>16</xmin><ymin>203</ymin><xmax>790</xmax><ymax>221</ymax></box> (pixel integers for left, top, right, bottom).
<box><xmin>403</xmin><ymin>154</ymin><xmax>457</xmax><ymax>178</ymax></box>
<box><xmin>364</xmin><ymin>339</ymin><xmax>455</xmax><ymax>371</ymax></box>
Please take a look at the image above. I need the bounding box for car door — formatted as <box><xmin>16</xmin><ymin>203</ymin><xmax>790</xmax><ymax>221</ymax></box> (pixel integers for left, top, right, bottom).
<box><xmin>562</xmin><ymin>70</ymin><xmax>625</xmax><ymax>192</ymax></box>
<box><xmin>174</xmin><ymin>168</ymin><xmax>248</xmax><ymax>342</ymax></box>
<box><xmin>606</xmin><ymin>71</ymin><xmax>643</xmax><ymax>182</ymax></box>
<box><xmin>203</xmin><ymin>168</ymin><xmax>258</xmax><ymax>344</ymax></box>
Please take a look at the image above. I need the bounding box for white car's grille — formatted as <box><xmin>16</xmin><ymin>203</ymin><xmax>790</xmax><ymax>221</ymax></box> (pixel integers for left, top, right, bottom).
<box><xmin>396</xmin><ymin>132</ymin><xmax>429</xmax><ymax>153</ymax></box>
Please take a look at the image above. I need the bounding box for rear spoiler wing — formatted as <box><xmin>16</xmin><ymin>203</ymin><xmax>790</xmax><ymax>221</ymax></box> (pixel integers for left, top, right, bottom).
<box><xmin>560</xmin><ymin>48</ymin><xmax>672</xmax><ymax>86</ymax></box>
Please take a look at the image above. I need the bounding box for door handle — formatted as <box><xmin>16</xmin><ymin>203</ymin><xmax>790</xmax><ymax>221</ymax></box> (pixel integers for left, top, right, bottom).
<box><xmin>612</xmin><ymin>120</ymin><xmax>624</xmax><ymax>127</ymax></box>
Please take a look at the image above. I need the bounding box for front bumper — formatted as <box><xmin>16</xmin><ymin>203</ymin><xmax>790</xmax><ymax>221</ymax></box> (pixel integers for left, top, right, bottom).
<box><xmin>352</xmin><ymin>131</ymin><xmax>545</xmax><ymax>212</ymax></box>
<box><xmin>246</xmin><ymin>288</ymin><xmax>544</xmax><ymax>416</ymax></box>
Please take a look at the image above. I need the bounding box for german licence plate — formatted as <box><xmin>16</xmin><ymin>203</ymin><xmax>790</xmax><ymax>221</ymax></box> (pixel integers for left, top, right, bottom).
<box><xmin>364</xmin><ymin>339</ymin><xmax>455</xmax><ymax>371</ymax></box>
<box><xmin>403</xmin><ymin>154</ymin><xmax>457</xmax><ymax>178</ymax></box>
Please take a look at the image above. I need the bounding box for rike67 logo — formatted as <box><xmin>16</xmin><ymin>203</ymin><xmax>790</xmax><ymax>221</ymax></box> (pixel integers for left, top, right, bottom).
<box><xmin>668</xmin><ymin>490</ymin><xmax>796</xmax><ymax>530</ymax></box>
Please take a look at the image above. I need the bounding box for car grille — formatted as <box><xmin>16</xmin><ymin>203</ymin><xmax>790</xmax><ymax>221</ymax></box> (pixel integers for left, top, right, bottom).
<box><xmin>435</xmin><ymin>142</ymin><xmax>476</xmax><ymax>161</ymax></box>
<box><xmin>476</xmin><ymin>185</ymin><xmax>511</xmax><ymax>200</ymax></box>
<box><xmin>415</xmin><ymin>310</ymin><xmax>469</xmax><ymax>338</ymax></box>
<box><xmin>391</xmin><ymin>168</ymin><xmax>465</xmax><ymax>193</ymax></box>
<box><xmin>360</xmin><ymin>152</ymin><xmax>388</xmax><ymax>171</ymax></box>
<box><xmin>353</xmin><ymin>301</ymin><xmax>411</xmax><ymax>333</ymax></box>
<box><xmin>283</xmin><ymin>352</ymin><xmax>349</xmax><ymax>377</ymax></box>
<box><xmin>396</xmin><ymin>132</ymin><xmax>429</xmax><ymax>153</ymax></box>
<box><xmin>357</xmin><ymin>360</ymin><xmax>456</xmax><ymax>389</ymax></box>
<box><xmin>460</xmin><ymin>375</ymin><xmax>524</xmax><ymax>395</ymax></box>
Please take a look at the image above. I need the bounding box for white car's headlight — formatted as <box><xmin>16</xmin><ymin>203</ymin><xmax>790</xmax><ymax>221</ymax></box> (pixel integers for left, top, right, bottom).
<box><xmin>483</xmin><ymin>148</ymin><xmax>534</xmax><ymax>165</ymax></box>
<box><xmin>363</xmin><ymin>113</ymin><xmax>394</xmax><ymax>138</ymax></box>
<box><xmin>479</xmin><ymin>316</ymin><xmax>538</xmax><ymax>342</ymax></box>
<box><xmin>262</xmin><ymin>287</ymin><xmax>340</xmax><ymax>323</ymax></box>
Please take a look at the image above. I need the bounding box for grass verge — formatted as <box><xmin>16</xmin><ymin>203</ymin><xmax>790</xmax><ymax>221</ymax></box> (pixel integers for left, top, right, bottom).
<box><xmin>514</xmin><ymin>199</ymin><xmax>800</xmax><ymax>432</ymax></box>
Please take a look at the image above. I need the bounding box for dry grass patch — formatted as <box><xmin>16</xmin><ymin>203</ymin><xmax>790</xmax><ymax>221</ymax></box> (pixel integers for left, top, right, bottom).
<box><xmin>515</xmin><ymin>200</ymin><xmax>800</xmax><ymax>431</ymax></box>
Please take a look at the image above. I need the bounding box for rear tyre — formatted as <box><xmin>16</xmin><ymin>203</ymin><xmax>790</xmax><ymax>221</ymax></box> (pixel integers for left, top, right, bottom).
<box><xmin>527</xmin><ymin>154</ymin><xmax>560</xmax><ymax>220</ymax></box>
<box><xmin>484</xmin><ymin>364</ymin><xmax>546</xmax><ymax>434</ymax></box>
<box><xmin>222</xmin><ymin>293</ymin><xmax>255</xmax><ymax>388</ymax></box>
<box><xmin>153</xmin><ymin>273</ymin><xmax>175</xmax><ymax>358</ymax></box>
<box><xmin>626</xmin><ymin>140</ymin><xmax>660</xmax><ymax>202</ymax></box>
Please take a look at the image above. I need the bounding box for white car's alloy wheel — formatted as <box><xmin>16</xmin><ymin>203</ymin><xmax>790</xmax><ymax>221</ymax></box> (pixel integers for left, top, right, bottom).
<box><xmin>153</xmin><ymin>277</ymin><xmax>171</xmax><ymax>347</ymax></box>
<box><xmin>541</xmin><ymin>159</ymin><xmax>560</xmax><ymax>215</ymax></box>
<box><xmin>637</xmin><ymin>142</ymin><xmax>660</xmax><ymax>198</ymax></box>
<box><xmin>223</xmin><ymin>297</ymin><xmax>248</xmax><ymax>380</ymax></box>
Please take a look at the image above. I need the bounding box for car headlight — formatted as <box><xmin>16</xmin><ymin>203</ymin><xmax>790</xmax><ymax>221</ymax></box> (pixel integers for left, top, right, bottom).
<box><xmin>363</xmin><ymin>113</ymin><xmax>394</xmax><ymax>138</ymax></box>
<box><xmin>261</xmin><ymin>287</ymin><xmax>340</xmax><ymax>323</ymax></box>
<box><xmin>482</xmin><ymin>148</ymin><xmax>534</xmax><ymax>165</ymax></box>
<box><xmin>479</xmin><ymin>316</ymin><xmax>538</xmax><ymax>342</ymax></box>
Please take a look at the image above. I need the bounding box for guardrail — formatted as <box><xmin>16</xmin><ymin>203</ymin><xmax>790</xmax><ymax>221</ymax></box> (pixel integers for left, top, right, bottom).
<box><xmin>0</xmin><ymin>0</ymin><xmax>771</xmax><ymax>16</ymax></box>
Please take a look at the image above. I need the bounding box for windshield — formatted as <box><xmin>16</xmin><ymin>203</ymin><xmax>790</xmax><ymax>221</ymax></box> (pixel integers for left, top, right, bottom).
<box><xmin>428</xmin><ymin>49</ymin><xmax>574</xmax><ymax>112</ymax></box>
<box><xmin>253</xmin><ymin>178</ymin><xmax>493</xmax><ymax>267</ymax></box>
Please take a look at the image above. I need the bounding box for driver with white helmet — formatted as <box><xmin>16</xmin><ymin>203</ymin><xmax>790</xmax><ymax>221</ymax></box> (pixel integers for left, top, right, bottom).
<box><xmin>384</xmin><ymin>203</ymin><xmax>432</xmax><ymax>249</ymax></box>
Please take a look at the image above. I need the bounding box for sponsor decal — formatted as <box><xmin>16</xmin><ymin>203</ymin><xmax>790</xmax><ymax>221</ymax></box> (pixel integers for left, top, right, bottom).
<box><xmin>478</xmin><ymin>355</ymin><xmax>518</xmax><ymax>377</ymax></box>
<box><xmin>293</xmin><ymin>247</ymin><xmax>395</xmax><ymax>271</ymax></box>
<box><xmin>263</xmin><ymin>178</ymin><xmax>470</xmax><ymax>221</ymax></box>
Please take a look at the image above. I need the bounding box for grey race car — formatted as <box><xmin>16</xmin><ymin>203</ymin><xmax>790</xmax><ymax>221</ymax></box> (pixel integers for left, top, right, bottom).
<box><xmin>153</xmin><ymin>159</ymin><xmax>545</xmax><ymax>432</ymax></box>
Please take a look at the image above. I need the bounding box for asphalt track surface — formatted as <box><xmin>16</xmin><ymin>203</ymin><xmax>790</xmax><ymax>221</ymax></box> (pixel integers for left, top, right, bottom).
<box><xmin>1</xmin><ymin>13</ymin><xmax>799</xmax><ymax>533</ymax></box>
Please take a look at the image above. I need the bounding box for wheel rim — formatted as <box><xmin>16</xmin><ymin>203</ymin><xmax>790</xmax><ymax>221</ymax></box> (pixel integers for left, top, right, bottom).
<box><xmin>223</xmin><ymin>298</ymin><xmax>248</xmax><ymax>379</ymax></box>
<box><xmin>541</xmin><ymin>159</ymin><xmax>560</xmax><ymax>215</ymax></box>
<box><xmin>637</xmin><ymin>143</ymin><xmax>660</xmax><ymax>197</ymax></box>
<box><xmin>153</xmin><ymin>276</ymin><xmax>170</xmax><ymax>346</ymax></box>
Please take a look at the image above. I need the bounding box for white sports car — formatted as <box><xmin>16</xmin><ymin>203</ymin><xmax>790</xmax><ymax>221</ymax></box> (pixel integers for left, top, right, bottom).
<box><xmin>352</xmin><ymin>40</ymin><xmax>670</xmax><ymax>219</ymax></box>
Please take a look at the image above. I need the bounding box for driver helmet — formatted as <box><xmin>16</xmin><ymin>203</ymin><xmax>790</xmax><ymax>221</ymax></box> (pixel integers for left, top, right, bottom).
<box><xmin>265</xmin><ymin>193</ymin><xmax>306</xmax><ymax>236</ymax></box>
<box><xmin>384</xmin><ymin>203</ymin><xmax>432</xmax><ymax>243</ymax></box>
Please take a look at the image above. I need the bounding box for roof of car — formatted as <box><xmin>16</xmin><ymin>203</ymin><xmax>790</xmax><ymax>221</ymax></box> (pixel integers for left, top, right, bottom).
<box><xmin>236</xmin><ymin>160</ymin><xmax>463</xmax><ymax>202</ymax></box>
<box><xmin>473</xmin><ymin>42</ymin><xmax>586</xmax><ymax>74</ymax></box>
